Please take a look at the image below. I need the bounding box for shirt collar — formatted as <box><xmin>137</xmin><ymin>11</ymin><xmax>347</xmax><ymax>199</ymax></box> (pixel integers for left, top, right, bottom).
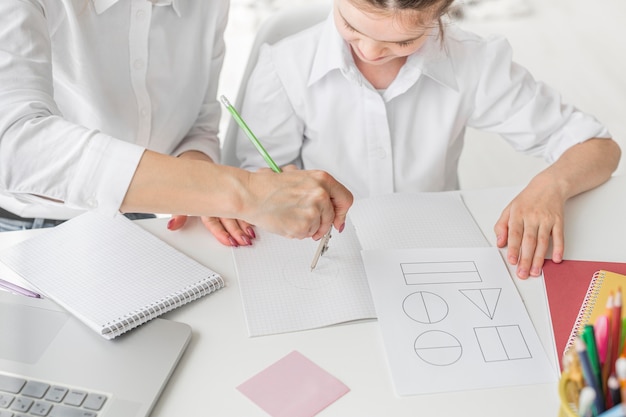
<box><xmin>308</xmin><ymin>14</ymin><xmax>458</xmax><ymax>92</ymax></box>
<box><xmin>91</xmin><ymin>0</ymin><xmax>118</xmax><ymax>14</ymax></box>
<box><xmin>411</xmin><ymin>30</ymin><xmax>459</xmax><ymax>92</ymax></box>
<box><xmin>309</xmin><ymin>14</ymin><xmax>352</xmax><ymax>87</ymax></box>
<box><xmin>92</xmin><ymin>0</ymin><xmax>183</xmax><ymax>17</ymax></box>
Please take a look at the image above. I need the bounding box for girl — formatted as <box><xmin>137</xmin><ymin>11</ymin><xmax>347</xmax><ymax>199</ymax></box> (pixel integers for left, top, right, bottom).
<box><xmin>0</xmin><ymin>0</ymin><xmax>352</xmax><ymax>244</ymax></box>
<box><xmin>234</xmin><ymin>0</ymin><xmax>620</xmax><ymax>279</ymax></box>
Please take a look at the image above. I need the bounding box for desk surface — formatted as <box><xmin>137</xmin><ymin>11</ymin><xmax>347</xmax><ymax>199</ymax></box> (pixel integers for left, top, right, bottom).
<box><xmin>2</xmin><ymin>175</ymin><xmax>626</xmax><ymax>416</ymax></box>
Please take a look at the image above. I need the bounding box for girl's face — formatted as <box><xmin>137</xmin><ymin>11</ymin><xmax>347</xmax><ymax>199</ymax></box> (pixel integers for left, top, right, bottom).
<box><xmin>333</xmin><ymin>0</ymin><xmax>437</xmax><ymax>67</ymax></box>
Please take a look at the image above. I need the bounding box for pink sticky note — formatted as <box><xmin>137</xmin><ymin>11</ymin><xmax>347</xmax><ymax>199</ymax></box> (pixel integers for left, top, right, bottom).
<box><xmin>237</xmin><ymin>350</ymin><xmax>350</xmax><ymax>417</ymax></box>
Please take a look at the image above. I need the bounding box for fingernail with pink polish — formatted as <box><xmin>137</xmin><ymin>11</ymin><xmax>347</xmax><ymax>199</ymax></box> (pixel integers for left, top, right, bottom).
<box><xmin>228</xmin><ymin>236</ymin><xmax>239</xmax><ymax>247</ymax></box>
<box><xmin>247</xmin><ymin>227</ymin><xmax>256</xmax><ymax>239</ymax></box>
<box><xmin>167</xmin><ymin>218</ymin><xmax>175</xmax><ymax>230</ymax></box>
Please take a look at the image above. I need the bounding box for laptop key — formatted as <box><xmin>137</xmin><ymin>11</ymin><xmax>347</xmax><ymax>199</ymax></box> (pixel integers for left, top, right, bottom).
<box><xmin>0</xmin><ymin>375</ymin><xmax>25</xmax><ymax>394</ymax></box>
<box><xmin>63</xmin><ymin>391</ymin><xmax>86</xmax><ymax>407</ymax></box>
<box><xmin>82</xmin><ymin>393</ymin><xmax>107</xmax><ymax>411</ymax></box>
<box><xmin>0</xmin><ymin>410</ymin><xmax>14</xmax><ymax>417</ymax></box>
<box><xmin>48</xmin><ymin>404</ymin><xmax>97</xmax><ymax>417</ymax></box>
<box><xmin>21</xmin><ymin>381</ymin><xmax>49</xmax><ymax>399</ymax></box>
<box><xmin>10</xmin><ymin>397</ymin><xmax>32</xmax><ymax>412</ymax></box>
<box><xmin>0</xmin><ymin>393</ymin><xmax>14</xmax><ymax>408</ymax></box>
<box><xmin>30</xmin><ymin>401</ymin><xmax>52</xmax><ymax>416</ymax></box>
<box><xmin>45</xmin><ymin>386</ymin><xmax>68</xmax><ymax>403</ymax></box>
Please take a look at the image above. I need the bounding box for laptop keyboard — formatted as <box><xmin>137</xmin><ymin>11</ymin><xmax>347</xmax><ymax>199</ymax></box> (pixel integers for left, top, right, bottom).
<box><xmin>0</xmin><ymin>373</ymin><xmax>108</xmax><ymax>417</ymax></box>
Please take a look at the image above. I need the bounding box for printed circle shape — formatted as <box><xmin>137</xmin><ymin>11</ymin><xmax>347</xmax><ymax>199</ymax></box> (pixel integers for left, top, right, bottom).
<box><xmin>403</xmin><ymin>291</ymin><xmax>448</xmax><ymax>324</ymax></box>
<box><xmin>414</xmin><ymin>331</ymin><xmax>462</xmax><ymax>366</ymax></box>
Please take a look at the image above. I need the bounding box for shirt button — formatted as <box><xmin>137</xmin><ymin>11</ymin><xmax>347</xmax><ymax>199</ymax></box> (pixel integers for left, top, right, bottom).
<box><xmin>136</xmin><ymin>10</ymin><xmax>146</xmax><ymax>19</ymax></box>
<box><xmin>133</xmin><ymin>59</ymin><xmax>145</xmax><ymax>70</ymax></box>
<box><xmin>140</xmin><ymin>108</ymin><xmax>149</xmax><ymax>117</ymax></box>
<box><xmin>86</xmin><ymin>197</ymin><xmax>98</xmax><ymax>208</ymax></box>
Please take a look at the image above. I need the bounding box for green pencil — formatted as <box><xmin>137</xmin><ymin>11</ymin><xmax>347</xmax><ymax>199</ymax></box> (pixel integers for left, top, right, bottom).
<box><xmin>221</xmin><ymin>95</ymin><xmax>331</xmax><ymax>270</ymax></box>
<box><xmin>220</xmin><ymin>95</ymin><xmax>282</xmax><ymax>173</ymax></box>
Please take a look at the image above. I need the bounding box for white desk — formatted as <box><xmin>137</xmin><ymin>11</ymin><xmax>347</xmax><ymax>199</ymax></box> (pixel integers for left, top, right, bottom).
<box><xmin>3</xmin><ymin>175</ymin><xmax>626</xmax><ymax>416</ymax></box>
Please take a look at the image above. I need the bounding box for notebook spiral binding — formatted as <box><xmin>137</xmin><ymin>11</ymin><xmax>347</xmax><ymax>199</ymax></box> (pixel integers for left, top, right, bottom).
<box><xmin>564</xmin><ymin>270</ymin><xmax>605</xmax><ymax>354</ymax></box>
<box><xmin>101</xmin><ymin>275</ymin><xmax>225</xmax><ymax>339</ymax></box>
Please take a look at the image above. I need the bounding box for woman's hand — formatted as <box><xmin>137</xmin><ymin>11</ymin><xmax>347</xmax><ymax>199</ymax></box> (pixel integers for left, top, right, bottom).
<box><xmin>167</xmin><ymin>214</ymin><xmax>256</xmax><ymax>247</ymax></box>
<box><xmin>123</xmin><ymin>151</ymin><xmax>353</xmax><ymax>244</ymax></box>
<box><xmin>244</xmin><ymin>166</ymin><xmax>351</xmax><ymax>240</ymax></box>
<box><xmin>166</xmin><ymin>150</ymin><xmax>256</xmax><ymax>246</ymax></box>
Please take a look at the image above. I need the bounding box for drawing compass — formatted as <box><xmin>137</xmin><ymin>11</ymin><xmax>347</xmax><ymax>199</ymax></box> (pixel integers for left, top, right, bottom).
<box><xmin>310</xmin><ymin>229</ymin><xmax>331</xmax><ymax>271</ymax></box>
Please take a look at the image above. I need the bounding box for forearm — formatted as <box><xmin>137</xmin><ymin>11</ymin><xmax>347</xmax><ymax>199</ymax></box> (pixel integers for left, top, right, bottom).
<box><xmin>121</xmin><ymin>150</ymin><xmax>249</xmax><ymax>219</ymax></box>
<box><xmin>530</xmin><ymin>138</ymin><xmax>620</xmax><ymax>200</ymax></box>
<box><xmin>120</xmin><ymin>150</ymin><xmax>353</xmax><ymax>240</ymax></box>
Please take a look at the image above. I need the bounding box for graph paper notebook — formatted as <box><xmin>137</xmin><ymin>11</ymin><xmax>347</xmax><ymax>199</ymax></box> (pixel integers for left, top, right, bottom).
<box><xmin>233</xmin><ymin>191</ymin><xmax>489</xmax><ymax>337</ymax></box>
<box><xmin>0</xmin><ymin>211</ymin><xmax>224</xmax><ymax>339</ymax></box>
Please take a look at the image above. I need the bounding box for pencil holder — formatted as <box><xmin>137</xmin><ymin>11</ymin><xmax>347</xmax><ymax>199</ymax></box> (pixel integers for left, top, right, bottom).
<box><xmin>558</xmin><ymin>370</ymin><xmax>579</xmax><ymax>417</ymax></box>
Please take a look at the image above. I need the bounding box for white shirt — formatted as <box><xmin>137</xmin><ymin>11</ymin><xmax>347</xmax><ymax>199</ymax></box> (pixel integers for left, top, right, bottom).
<box><xmin>235</xmin><ymin>14</ymin><xmax>611</xmax><ymax>199</ymax></box>
<box><xmin>0</xmin><ymin>0</ymin><xmax>227</xmax><ymax>219</ymax></box>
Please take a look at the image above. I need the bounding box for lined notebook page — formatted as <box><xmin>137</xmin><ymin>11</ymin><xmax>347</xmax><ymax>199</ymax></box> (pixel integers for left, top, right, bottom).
<box><xmin>0</xmin><ymin>211</ymin><xmax>223</xmax><ymax>339</ymax></box>
<box><xmin>234</xmin><ymin>220</ymin><xmax>375</xmax><ymax>337</ymax></box>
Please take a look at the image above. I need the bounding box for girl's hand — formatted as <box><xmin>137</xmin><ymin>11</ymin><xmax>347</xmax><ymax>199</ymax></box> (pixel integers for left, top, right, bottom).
<box><xmin>494</xmin><ymin>178</ymin><xmax>565</xmax><ymax>279</ymax></box>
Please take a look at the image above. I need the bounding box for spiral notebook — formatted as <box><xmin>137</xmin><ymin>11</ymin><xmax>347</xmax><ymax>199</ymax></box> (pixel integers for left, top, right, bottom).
<box><xmin>0</xmin><ymin>211</ymin><xmax>224</xmax><ymax>339</ymax></box>
<box><xmin>564</xmin><ymin>270</ymin><xmax>626</xmax><ymax>354</ymax></box>
<box><xmin>543</xmin><ymin>260</ymin><xmax>626</xmax><ymax>363</ymax></box>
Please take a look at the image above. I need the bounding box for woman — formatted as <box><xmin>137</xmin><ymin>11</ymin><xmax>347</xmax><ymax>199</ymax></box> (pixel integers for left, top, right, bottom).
<box><xmin>0</xmin><ymin>0</ymin><xmax>353</xmax><ymax>244</ymax></box>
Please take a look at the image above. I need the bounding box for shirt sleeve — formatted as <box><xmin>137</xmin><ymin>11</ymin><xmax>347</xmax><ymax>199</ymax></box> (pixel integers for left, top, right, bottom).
<box><xmin>0</xmin><ymin>0</ymin><xmax>144</xmax><ymax>215</ymax></box>
<box><xmin>170</xmin><ymin>2</ymin><xmax>228</xmax><ymax>163</ymax></box>
<box><xmin>236</xmin><ymin>44</ymin><xmax>305</xmax><ymax>171</ymax></box>
<box><xmin>466</xmin><ymin>35</ymin><xmax>611</xmax><ymax>163</ymax></box>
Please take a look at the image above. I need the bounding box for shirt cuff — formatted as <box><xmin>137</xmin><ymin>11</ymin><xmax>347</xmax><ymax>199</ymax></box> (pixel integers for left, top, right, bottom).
<box><xmin>546</xmin><ymin>113</ymin><xmax>612</xmax><ymax>163</ymax></box>
<box><xmin>66</xmin><ymin>134</ymin><xmax>145</xmax><ymax>215</ymax></box>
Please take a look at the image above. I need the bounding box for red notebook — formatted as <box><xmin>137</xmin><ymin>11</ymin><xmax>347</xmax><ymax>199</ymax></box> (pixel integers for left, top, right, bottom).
<box><xmin>542</xmin><ymin>259</ymin><xmax>626</xmax><ymax>368</ymax></box>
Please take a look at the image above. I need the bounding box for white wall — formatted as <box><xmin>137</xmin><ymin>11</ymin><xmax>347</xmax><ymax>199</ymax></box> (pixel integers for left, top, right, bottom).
<box><xmin>456</xmin><ymin>0</ymin><xmax>626</xmax><ymax>189</ymax></box>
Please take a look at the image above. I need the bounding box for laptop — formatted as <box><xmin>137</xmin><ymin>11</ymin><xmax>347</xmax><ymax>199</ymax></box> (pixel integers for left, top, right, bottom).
<box><xmin>0</xmin><ymin>289</ymin><xmax>191</xmax><ymax>416</ymax></box>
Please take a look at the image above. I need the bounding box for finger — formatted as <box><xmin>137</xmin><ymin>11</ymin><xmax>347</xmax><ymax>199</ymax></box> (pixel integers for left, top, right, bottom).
<box><xmin>529</xmin><ymin>223</ymin><xmax>552</xmax><ymax>277</ymax></box>
<box><xmin>505</xmin><ymin>216</ymin><xmax>523</xmax><ymax>266</ymax></box>
<box><xmin>516</xmin><ymin>222</ymin><xmax>539</xmax><ymax>280</ymax></box>
<box><xmin>328</xmin><ymin>179</ymin><xmax>353</xmax><ymax>233</ymax></box>
<box><xmin>243</xmin><ymin>221</ymin><xmax>257</xmax><ymax>240</ymax></box>
<box><xmin>551</xmin><ymin>219</ymin><xmax>565</xmax><ymax>264</ymax></box>
<box><xmin>494</xmin><ymin>206</ymin><xmax>511</xmax><ymax>248</ymax></box>
<box><xmin>167</xmin><ymin>215</ymin><xmax>188</xmax><ymax>231</ymax></box>
<box><xmin>311</xmin><ymin>208</ymin><xmax>333</xmax><ymax>241</ymax></box>
<box><xmin>281</xmin><ymin>164</ymin><xmax>299</xmax><ymax>172</ymax></box>
<box><xmin>200</xmin><ymin>217</ymin><xmax>239</xmax><ymax>247</ymax></box>
<box><xmin>214</xmin><ymin>217</ymin><xmax>255</xmax><ymax>246</ymax></box>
